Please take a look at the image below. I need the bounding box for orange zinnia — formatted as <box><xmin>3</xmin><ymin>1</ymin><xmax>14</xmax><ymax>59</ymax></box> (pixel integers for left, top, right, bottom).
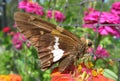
<box><xmin>0</xmin><ymin>75</ymin><xmax>10</xmax><ymax>81</ymax></box>
<box><xmin>51</xmin><ymin>67</ymin><xmax>75</xmax><ymax>81</ymax></box>
<box><xmin>9</xmin><ymin>74</ymin><xmax>22</xmax><ymax>81</ymax></box>
<box><xmin>93</xmin><ymin>74</ymin><xmax>115</xmax><ymax>81</ymax></box>
<box><xmin>51</xmin><ymin>74</ymin><xmax>75</xmax><ymax>81</ymax></box>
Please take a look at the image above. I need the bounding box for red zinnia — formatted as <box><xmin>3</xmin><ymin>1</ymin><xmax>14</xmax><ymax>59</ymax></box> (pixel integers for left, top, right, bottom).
<box><xmin>93</xmin><ymin>74</ymin><xmax>115</xmax><ymax>81</ymax></box>
<box><xmin>2</xmin><ymin>26</ymin><xmax>11</xmax><ymax>33</ymax></box>
<box><xmin>51</xmin><ymin>67</ymin><xmax>75</xmax><ymax>81</ymax></box>
<box><xmin>51</xmin><ymin>74</ymin><xmax>75</xmax><ymax>81</ymax></box>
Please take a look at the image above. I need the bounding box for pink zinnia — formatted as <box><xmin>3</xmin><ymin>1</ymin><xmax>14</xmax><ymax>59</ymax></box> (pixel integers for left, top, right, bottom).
<box><xmin>84</xmin><ymin>8</ymin><xmax>98</xmax><ymax>16</ymax></box>
<box><xmin>18</xmin><ymin>1</ymin><xmax>44</xmax><ymax>16</ymax></box>
<box><xmin>12</xmin><ymin>32</ymin><xmax>27</xmax><ymax>49</ymax></box>
<box><xmin>83</xmin><ymin>9</ymin><xmax>120</xmax><ymax>38</ymax></box>
<box><xmin>25</xmin><ymin>2</ymin><xmax>44</xmax><ymax>16</ymax></box>
<box><xmin>34</xmin><ymin>3</ymin><xmax>44</xmax><ymax>16</ymax></box>
<box><xmin>46</xmin><ymin>10</ymin><xmax>65</xmax><ymax>22</ymax></box>
<box><xmin>18</xmin><ymin>0</ymin><xmax>27</xmax><ymax>9</ymax></box>
<box><xmin>54</xmin><ymin>11</ymin><xmax>65</xmax><ymax>22</ymax></box>
<box><xmin>46</xmin><ymin>10</ymin><xmax>53</xmax><ymax>19</ymax></box>
<box><xmin>111</xmin><ymin>2</ymin><xmax>120</xmax><ymax>16</ymax></box>
<box><xmin>95</xmin><ymin>46</ymin><xmax>110</xmax><ymax>58</ymax></box>
<box><xmin>98</xmin><ymin>26</ymin><xmax>120</xmax><ymax>37</ymax></box>
<box><xmin>25</xmin><ymin>2</ymin><xmax>36</xmax><ymax>13</ymax></box>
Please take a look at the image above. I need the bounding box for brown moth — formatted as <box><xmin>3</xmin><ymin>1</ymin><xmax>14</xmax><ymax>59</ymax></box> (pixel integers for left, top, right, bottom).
<box><xmin>14</xmin><ymin>12</ymin><xmax>92</xmax><ymax>72</ymax></box>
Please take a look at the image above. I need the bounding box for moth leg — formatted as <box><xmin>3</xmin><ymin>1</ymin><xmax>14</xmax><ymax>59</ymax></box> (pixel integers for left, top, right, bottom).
<box><xmin>58</xmin><ymin>55</ymin><xmax>75</xmax><ymax>72</ymax></box>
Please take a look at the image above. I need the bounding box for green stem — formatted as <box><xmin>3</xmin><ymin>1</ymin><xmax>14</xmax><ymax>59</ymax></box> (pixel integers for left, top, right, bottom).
<box><xmin>93</xmin><ymin>34</ymin><xmax>102</xmax><ymax>65</ymax></box>
<box><xmin>94</xmin><ymin>34</ymin><xmax>102</xmax><ymax>50</ymax></box>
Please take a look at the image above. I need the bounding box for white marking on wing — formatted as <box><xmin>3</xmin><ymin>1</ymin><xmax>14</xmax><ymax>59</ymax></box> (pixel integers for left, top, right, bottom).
<box><xmin>51</xmin><ymin>36</ymin><xmax>64</xmax><ymax>62</ymax></box>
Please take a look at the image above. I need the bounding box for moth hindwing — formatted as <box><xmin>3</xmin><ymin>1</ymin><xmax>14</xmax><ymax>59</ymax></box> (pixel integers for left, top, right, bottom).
<box><xmin>14</xmin><ymin>12</ymin><xmax>88</xmax><ymax>72</ymax></box>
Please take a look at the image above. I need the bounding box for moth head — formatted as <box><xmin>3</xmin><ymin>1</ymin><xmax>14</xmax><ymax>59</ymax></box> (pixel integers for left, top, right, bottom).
<box><xmin>86</xmin><ymin>39</ymin><xmax>92</xmax><ymax>47</ymax></box>
<box><xmin>80</xmin><ymin>37</ymin><xmax>92</xmax><ymax>56</ymax></box>
<box><xmin>76</xmin><ymin>37</ymin><xmax>92</xmax><ymax>59</ymax></box>
<box><xmin>80</xmin><ymin>37</ymin><xmax>92</xmax><ymax>48</ymax></box>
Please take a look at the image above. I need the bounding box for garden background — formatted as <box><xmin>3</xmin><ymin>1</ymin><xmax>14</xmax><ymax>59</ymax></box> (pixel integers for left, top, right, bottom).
<box><xmin>0</xmin><ymin>0</ymin><xmax>120</xmax><ymax>81</ymax></box>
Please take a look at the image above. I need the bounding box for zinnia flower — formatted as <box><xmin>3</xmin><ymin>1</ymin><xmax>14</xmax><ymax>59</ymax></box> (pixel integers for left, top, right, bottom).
<box><xmin>93</xmin><ymin>74</ymin><xmax>115</xmax><ymax>81</ymax></box>
<box><xmin>95</xmin><ymin>46</ymin><xmax>110</xmax><ymax>58</ymax></box>
<box><xmin>0</xmin><ymin>75</ymin><xmax>10</xmax><ymax>81</ymax></box>
<box><xmin>18</xmin><ymin>0</ymin><xmax>28</xmax><ymax>9</ymax></box>
<box><xmin>47</xmin><ymin>10</ymin><xmax>53</xmax><ymax>19</ymax></box>
<box><xmin>111</xmin><ymin>2</ymin><xmax>120</xmax><ymax>16</ymax></box>
<box><xmin>46</xmin><ymin>10</ymin><xmax>65</xmax><ymax>22</ymax></box>
<box><xmin>51</xmin><ymin>62</ymin><xmax>114</xmax><ymax>81</ymax></box>
<box><xmin>26</xmin><ymin>41</ymin><xmax>31</xmax><ymax>48</ymax></box>
<box><xmin>2</xmin><ymin>26</ymin><xmax>11</xmax><ymax>33</ymax></box>
<box><xmin>9</xmin><ymin>74</ymin><xmax>22</xmax><ymax>81</ymax></box>
<box><xmin>83</xmin><ymin>10</ymin><xmax>120</xmax><ymax>38</ymax></box>
<box><xmin>51</xmin><ymin>74</ymin><xmax>75</xmax><ymax>81</ymax></box>
<box><xmin>84</xmin><ymin>8</ymin><xmax>98</xmax><ymax>16</ymax></box>
<box><xmin>18</xmin><ymin>1</ymin><xmax>44</xmax><ymax>16</ymax></box>
<box><xmin>12</xmin><ymin>32</ymin><xmax>28</xmax><ymax>49</ymax></box>
<box><xmin>88</xmin><ymin>46</ymin><xmax>110</xmax><ymax>58</ymax></box>
<box><xmin>51</xmin><ymin>67</ymin><xmax>75</xmax><ymax>81</ymax></box>
<box><xmin>0</xmin><ymin>74</ymin><xmax>22</xmax><ymax>81</ymax></box>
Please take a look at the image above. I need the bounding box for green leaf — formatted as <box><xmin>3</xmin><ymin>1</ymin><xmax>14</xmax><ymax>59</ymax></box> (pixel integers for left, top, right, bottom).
<box><xmin>103</xmin><ymin>69</ymin><xmax>118</xmax><ymax>80</ymax></box>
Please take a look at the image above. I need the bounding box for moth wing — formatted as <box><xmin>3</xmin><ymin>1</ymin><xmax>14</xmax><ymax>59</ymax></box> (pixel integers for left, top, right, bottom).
<box><xmin>38</xmin><ymin>33</ymin><xmax>78</xmax><ymax>71</ymax></box>
<box><xmin>14</xmin><ymin>12</ymin><xmax>81</xmax><ymax>43</ymax></box>
<box><xmin>14</xmin><ymin>12</ymin><xmax>80</xmax><ymax>71</ymax></box>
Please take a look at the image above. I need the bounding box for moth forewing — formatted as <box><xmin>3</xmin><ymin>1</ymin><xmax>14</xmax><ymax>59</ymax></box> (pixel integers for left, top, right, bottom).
<box><xmin>14</xmin><ymin>12</ymin><xmax>88</xmax><ymax>72</ymax></box>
